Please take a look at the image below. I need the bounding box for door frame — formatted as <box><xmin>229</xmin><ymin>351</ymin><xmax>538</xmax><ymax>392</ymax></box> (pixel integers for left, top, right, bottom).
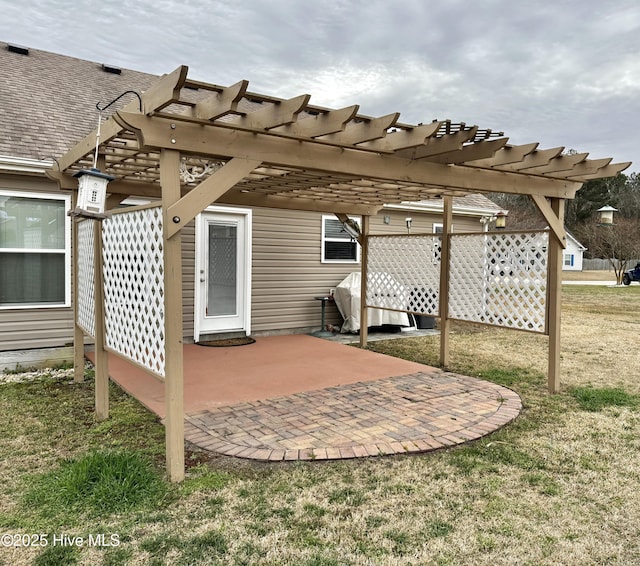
<box><xmin>194</xmin><ymin>205</ymin><xmax>252</xmax><ymax>342</ymax></box>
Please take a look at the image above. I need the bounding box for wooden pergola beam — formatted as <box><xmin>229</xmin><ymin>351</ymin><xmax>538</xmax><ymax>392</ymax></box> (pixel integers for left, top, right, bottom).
<box><xmin>56</xmin><ymin>66</ymin><xmax>189</xmax><ymax>173</ymax></box>
<box><xmin>357</xmin><ymin>121</ymin><xmax>442</xmax><ymax>151</ymax></box>
<box><xmin>523</xmin><ymin>152</ymin><xmax>588</xmax><ymax>174</ymax></box>
<box><xmin>426</xmin><ymin>137</ymin><xmax>509</xmax><ymax>164</ymax></box>
<box><xmin>143</xmin><ymin>66</ymin><xmax>189</xmax><ymax>114</ymax></box>
<box><xmin>193</xmin><ymin>80</ymin><xmax>248</xmax><ymax>120</ymax></box>
<box><xmin>115</xmin><ymin>112</ymin><xmax>582</xmax><ymax>199</ymax></box>
<box><xmin>218</xmin><ymin>190</ymin><xmax>381</xmax><ymax>215</ymax></box>
<box><xmin>320</xmin><ymin>113</ymin><xmax>401</xmax><ymax>145</ymax></box>
<box><xmin>567</xmin><ymin>161</ymin><xmax>631</xmax><ymax>181</ymax></box>
<box><xmin>225</xmin><ymin>94</ymin><xmax>311</xmax><ymax>130</ymax></box>
<box><xmin>558</xmin><ymin>157</ymin><xmax>611</xmax><ymax>177</ymax></box>
<box><xmin>399</xmin><ymin>127</ymin><xmax>479</xmax><ymax>159</ymax></box>
<box><xmin>271</xmin><ymin>105</ymin><xmax>360</xmax><ymax>138</ymax></box>
<box><xmin>497</xmin><ymin>147</ymin><xmax>564</xmax><ymax>171</ymax></box>
<box><xmin>468</xmin><ymin>142</ymin><xmax>539</xmax><ymax>167</ymax></box>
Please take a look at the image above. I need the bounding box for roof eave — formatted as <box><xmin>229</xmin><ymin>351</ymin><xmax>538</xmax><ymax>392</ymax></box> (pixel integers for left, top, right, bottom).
<box><xmin>383</xmin><ymin>201</ymin><xmax>503</xmax><ymax>217</ymax></box>
<box><xmin>0</xmin><ymin>155</ymin><xmax>54</xmax><ymax>175</ymax></box>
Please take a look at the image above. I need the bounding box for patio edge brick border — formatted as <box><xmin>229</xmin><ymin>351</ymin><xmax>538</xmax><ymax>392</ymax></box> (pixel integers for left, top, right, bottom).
<box><xmin>183</xmin><ymin>370</ymin><xmax>522</xmax><ymax>462</ymax></box>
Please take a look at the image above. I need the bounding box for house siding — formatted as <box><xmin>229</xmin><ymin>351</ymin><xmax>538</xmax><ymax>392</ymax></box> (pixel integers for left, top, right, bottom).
<box><xmin>181</xmin><ymin>206</ymin><xmax>484</xmax><ymax>340</ymax></box>
<box><xmin>563</xmin><ymin>237</ymin><xmax>585</xmax><ymax>271</ymax></box>
<box><xmin>0</xmin><ymin>178</ymin><xmax>490</xmax><ymax>351</ymax></box>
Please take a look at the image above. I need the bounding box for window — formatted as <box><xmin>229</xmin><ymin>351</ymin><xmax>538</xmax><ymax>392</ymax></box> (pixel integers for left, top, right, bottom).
<box><xmin>0</xmin><ymin>190</ymin><xmax>71</xmax><ymax>308</ymax></box>
<box><xmin>564</xmin><ymin>253</ymin><xmax>574</xmax><ymax>267</ymax></box>
<box><xmin>321</xmin><ymin>215</ymin><xmax>361</xmax><ymax>263</ymax></box>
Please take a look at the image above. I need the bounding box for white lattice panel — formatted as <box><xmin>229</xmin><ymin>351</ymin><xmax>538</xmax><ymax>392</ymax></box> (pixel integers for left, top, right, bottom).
<box><xmin>366</xmin><ymin>235</ymin><xmax>440</xmax><ymax>315</ymax></box>
<box><xmin>76</xmin><ymin>219</ymin><xmax>96</xmax><ymax>337</ymax></box>
<box><xmin>102</xmin><ymin>207</ymin><xmax>166</xmax><ymax>377</ymax></box>
<box><xmin>449</xmin><ymin>231</ymin><xmax>549</xmax><ymax>333</ymax></box>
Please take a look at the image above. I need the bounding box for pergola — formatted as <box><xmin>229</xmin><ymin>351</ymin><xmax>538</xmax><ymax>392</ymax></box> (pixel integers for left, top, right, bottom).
<box><xmin>49</xmin><ymin>66</ymin><xmax>628</xmax><ymax>481</ymax></box>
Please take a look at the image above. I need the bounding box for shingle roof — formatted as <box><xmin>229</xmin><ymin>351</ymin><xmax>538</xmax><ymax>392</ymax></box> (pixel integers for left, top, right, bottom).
<box><xmin>1</xmin><ymin>41</ymin><xmax>502</xmax><ymax>213</ymax></box>
<box><xmin>0</xmin><ymin>42</ymin><xmax>158</xmax><ymax>161</ymax></box>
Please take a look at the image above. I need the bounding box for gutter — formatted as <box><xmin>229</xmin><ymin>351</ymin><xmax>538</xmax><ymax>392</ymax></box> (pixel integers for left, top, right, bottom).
<box><xmin>383</xmin><ymin>201</ymin><xmax>503</xmax><ymax>218</ymax></box>
<box><xmin>0</xmin><ymin>155</ymin><xmax>54</xmax><ymax>174</ymax></box>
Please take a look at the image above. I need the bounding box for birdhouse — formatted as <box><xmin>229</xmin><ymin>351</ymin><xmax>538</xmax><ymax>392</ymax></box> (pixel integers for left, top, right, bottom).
<box><xmin>495</xmin><ymin>211</ymin><xmax>507</xmax><ymax>229</ymax></box>
<box><xmin>597</xmin><ymin>205</ymin><xmax>617</xmax><ymax>226</ymax></box>
<box><xmin>74</xmin><ymin>168</ymin><xmax>114</xmax><ymax>215</ymax></box>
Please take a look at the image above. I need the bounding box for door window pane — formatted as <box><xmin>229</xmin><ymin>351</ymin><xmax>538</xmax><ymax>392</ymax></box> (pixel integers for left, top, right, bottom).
<box><xmin>207</xmin><ymin>223</ymin><xmax>237</xmax><ymax>316</ymax></box>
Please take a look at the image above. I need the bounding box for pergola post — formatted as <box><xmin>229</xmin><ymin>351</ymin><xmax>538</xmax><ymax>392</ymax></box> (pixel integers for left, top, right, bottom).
<box><xmin>160</xmin><ymin>149</ymin><xmax>185</xmax><ymax>482</ymax></box>
<box><xmin>93</xmin><ymin>218</ymin><xmax>109</xmax><ymax>420</ymax></box>
<box><xmin>547</xmin><ymin>198</ymin><xmax>565</xmax><ymax>393</ymax></box>
<box><xmin>359</xmin><ymin>215</ymin><xmax>370</xmax><ymax>348</ymax></box>
<box><xmin>439</xmin><ymin>196</ymin><xmax>453</xmax><ymax>368</ymax></box>
<box><xmin>71</xmin><ymin>190</ymin><xmax>85</xmax><ymax>384</ymax></box>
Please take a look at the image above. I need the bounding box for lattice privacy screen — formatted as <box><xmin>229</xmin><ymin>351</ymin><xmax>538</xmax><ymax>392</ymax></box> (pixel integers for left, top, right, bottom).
<box><xmin>76</xmin><ymin>219</ymin><xmax>96</xmax><ymax>337</ymax></box>
<box><xmin>449</xmin><ymin>231</ymin><xmax>549</xmax><ymax>333</ymax></box>
<box><xmin>102</xmin><ymin>207</ymin><xmax>166</xmax><ymax>377</ymax></box>
<box><xmin>366</xmin><ymin>235</ymin><xmax>441</xmax><ymax>316</ymax></box>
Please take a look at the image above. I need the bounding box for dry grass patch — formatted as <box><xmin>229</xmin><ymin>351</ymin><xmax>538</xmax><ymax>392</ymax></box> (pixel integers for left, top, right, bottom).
<box><xmin>562</xmin><ymin>269</ymin><xmax>616</xmax><ymax>281</ymax></box>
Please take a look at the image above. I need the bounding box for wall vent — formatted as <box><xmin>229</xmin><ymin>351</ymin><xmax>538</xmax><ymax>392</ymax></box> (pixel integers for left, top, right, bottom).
<box><xmin>101</xmin><ymin>63</ymin><xmax>122</xmax><ymax>75</ymax></box>
<box><xmin>7</xmin><ymin>44</ymin><xmax>29</xmax><ymax>55</ymax></box>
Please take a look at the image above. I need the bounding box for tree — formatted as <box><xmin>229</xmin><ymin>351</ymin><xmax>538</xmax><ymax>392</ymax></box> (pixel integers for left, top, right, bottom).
<box><xmin>575</xmin><ymin>217</ymin><xmax>640</xmax><ymax>285</ymax></box>
<box><xmin>615</xmin><ymin>172</ymin><xmax>640</xmax><ymax>219</ymax></box>
<box><xmin>565</xmin><ymin>173</ymin><xmax>628</xmax><ymax>230</ymax></box>
<box><xmin>487</xmin><ymin>193</ymin><xmax>546</xmax><ymax>229</ymax></box>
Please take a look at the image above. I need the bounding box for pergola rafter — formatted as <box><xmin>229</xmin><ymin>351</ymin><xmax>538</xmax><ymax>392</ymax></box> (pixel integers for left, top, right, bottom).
<box><xmin>52</xmin><ymin>65</ymin><xmax>629</xmax><ymax>208</ymax></box>
<box><xmin>49</xmin><ymin>65</ymin><xmax>630</xmax><ymax>482</ymax></box>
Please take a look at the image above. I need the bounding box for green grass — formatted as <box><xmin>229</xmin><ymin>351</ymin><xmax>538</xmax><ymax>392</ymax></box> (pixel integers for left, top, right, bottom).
<box><xmin>569</xmin><ymin>386</ymin><xmax>640</xmax><ymax>412</ymax></box>
<box><xmin>2</xmin><ymin>285</ymin><xmax>640</xmax><ymax>564</ymax></box>
<box><xmin>34</xmin><ymin>543</ymin><xmax>79</xmax><ymax>565</ymax></box>
<box><xmin>24</xmin><ymin>450</ymin><xmax>168</xmax><ymax>519</ymax></box>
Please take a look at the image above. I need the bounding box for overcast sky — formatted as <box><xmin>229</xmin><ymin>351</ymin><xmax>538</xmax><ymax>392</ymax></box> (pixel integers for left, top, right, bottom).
<box><xmin>1</xmin><ymin>0</ymin><xmax>638</xmax><ymax>172</ymax></box>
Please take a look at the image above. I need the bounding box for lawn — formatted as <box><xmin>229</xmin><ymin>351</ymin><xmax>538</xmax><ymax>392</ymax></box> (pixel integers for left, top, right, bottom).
<box><xmin>1</xmin><ymin>285</ymin><xmax>640</xmax><ymax>565</ymax></box>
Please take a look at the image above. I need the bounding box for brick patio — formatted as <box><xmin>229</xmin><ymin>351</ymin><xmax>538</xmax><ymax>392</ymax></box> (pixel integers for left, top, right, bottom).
<box><xmin>95</xmin><ymin>334</ymin><xmax>522</xmax><ymax>462</ymax></box>
<box><xmin>183</xmin><ymin>370</ymin><xmax>521</xmax><ymax>461</ymax></box>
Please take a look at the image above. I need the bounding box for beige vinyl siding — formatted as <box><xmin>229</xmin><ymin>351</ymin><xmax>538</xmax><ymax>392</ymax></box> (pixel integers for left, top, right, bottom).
<box><xmin>251</xmin><ymin>208</ymin><xmax>351</xmax><ymax>334</ymax></box>
<box><xmin>0</xmin><ymin>181</ymin><xmax>490</xmax><ymax>350</ymax></box>
<box><xmin>0</xmin><ymin>174</ymin><xmax>74</xmax><ymax>351</ymax></box>
<box><xmin>181</xmin><ymin>206</ymin><xmax>484</xmax><ymax>340</ymax></box>
<box><xmin>0</xmin><ymin>308</ymin><xmax>73</xmax><ymax>350</ymax></box>
<box><xmin>181</xmin><ymin>221</ymin><xmax>196</xmax><ymax>338</ymax></box>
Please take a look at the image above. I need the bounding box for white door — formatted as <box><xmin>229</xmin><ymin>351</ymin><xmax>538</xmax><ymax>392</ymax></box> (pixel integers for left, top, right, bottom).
<box><xmin>195</xmin><ymin>208</ymin><xmax>251</xmax><ymax>341</ymax></box>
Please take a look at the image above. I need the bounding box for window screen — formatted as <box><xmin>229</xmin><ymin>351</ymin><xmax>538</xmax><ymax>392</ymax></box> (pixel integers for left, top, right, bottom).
<box><xmin>321</xmin><ymin>216</ymin><xmax>360</xmax><ymax>263</ymax></box>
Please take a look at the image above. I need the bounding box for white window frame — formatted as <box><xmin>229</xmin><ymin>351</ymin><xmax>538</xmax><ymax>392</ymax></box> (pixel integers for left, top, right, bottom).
<box><xmin>321</xmin><ymin>215</ymin><xmax>361</xmax><ymax>264</ymax></box>
<box><xmin>0</xmin><ymin>189</ymin><xmax>71</xmax><ymax>310</ymax></box>
<box><xmin>432</xmin><ymin>223</ymin><xmax>444</xmax><ymax>263</ymax></box>
<box><xmin>564</xmin><ymin>253</ymin><xmax>574</xmax><ymax>267</ymax></box>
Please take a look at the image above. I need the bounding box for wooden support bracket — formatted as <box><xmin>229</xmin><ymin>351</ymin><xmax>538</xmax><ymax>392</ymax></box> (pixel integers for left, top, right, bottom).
<box><xmin>530</xmin><ymin>194</ymin><xmax>567</xmax><ymax>248</ymax></box>
<box><xmin>166</xmin><ymin>157</ymin><xmax>262</xmax><ymax>238</ymax></box>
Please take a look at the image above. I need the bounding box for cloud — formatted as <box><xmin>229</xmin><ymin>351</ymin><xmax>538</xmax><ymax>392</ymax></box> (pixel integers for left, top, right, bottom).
<box><xmin>1</xmin><ymin>0</ymin><xmax>638</xmax><ymax>170</ymax></box>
